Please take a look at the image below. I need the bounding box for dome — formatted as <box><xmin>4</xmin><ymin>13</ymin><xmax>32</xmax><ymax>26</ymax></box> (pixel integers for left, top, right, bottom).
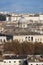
<box><xmin>18</xmin><ymin>17</ymin><xmax>27</xmax><ymax>23</ymax></box>
<box><xmin>18</xmin><ymin>17</ymin><xmax>28</xmax><ymax>28</ymax></box>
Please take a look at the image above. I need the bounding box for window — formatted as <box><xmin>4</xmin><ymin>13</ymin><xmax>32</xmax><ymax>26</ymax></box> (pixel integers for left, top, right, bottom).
<box><xmin>4</xmin><ymin>61</ymin><xmax>6</xmax><ymax>63</ymax></box>
<box><xmin>4</xmin><ymin>39</ymin><xmax>5</xmax><ymax>42</ymax></box>
<box><xmin>9</xmin><ymin>61</ymin><xmax>11</xmax><ymax>63</ymax></box>
<box><xmin>19</xmin><ymin>61</ymin><xmax>21</xmax><ymax>63</ymax></box>
<box><xmin>25</xmin><ymin>37</ymin><xmax>27</xmax><ymax>38</ymax></box>
<box><xmin>28</xmin><ymin>37</ymin><xmax>30</xmax><ymax>41</ymax></box>
<box><xmin>25</xmin><ymin>37</ymin><xmax>27</xmax><ymax>40</ymax></box>
<box><xmin>29</xmin><ymin>37</ymin><xmax>30</xmax><ymax>38</ymax></box>
<box><xmin>36</xmin><ymin>64</ymin><xmax>38</xmax><ymax>65</ymax></box>
<box><xmin>38</xmin><ymin>39</ymin><xmax>39</xmax><ymax>41</ymax></box>
<box><xmin>14</xmin><ymin>61</ymin><xmax>16</xmax><ymax>63</ymax></box>
<box><xmin>31</xmin><ymin>64</ymin><xmax>33</xmax><ymax>65</ymax></box>
<box><xmin>31</xmin><ymin>37</ymin><xmax>33</xmax><ymax>41</ymax></box>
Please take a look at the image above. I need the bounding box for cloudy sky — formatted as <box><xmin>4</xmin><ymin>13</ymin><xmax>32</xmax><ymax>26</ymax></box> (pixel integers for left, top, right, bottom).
<box><xmin>0</xmin><ymin>0</ymin><xmax>43</xmax><ymax>13</ymax></box>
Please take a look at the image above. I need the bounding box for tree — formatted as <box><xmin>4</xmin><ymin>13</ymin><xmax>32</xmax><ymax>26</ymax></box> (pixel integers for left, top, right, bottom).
<box><xmin>3</xmin><ymin>40</ymin><xmax>43</xmax><ymax>55</ymax></box>
<box><xmin>34</xmin><ymin>42</ymin><xmax>43</xmax><ymax>55</ymax></box>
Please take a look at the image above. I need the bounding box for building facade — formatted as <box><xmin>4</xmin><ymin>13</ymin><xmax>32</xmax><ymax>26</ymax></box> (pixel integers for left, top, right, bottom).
<box><xmin>13</xmin><ymin>35</ymin><xmax>43</xmax><ymax>43</ymax></box>
<box><xmin>28</xmin><ymin>62</ymin><xmax>43</xmax><ymax>65</ymax></box>
<box><xmin>0</xmin><ymin>34</ymin><xmax>13</xmax><ymax>43</ymax></box>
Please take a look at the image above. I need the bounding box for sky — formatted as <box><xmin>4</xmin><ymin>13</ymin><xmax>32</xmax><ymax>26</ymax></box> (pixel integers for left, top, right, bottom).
<box><xmin>0</xmin><ymin>0</ymin><xmax>43</xmax><ymax>13</ymax></box>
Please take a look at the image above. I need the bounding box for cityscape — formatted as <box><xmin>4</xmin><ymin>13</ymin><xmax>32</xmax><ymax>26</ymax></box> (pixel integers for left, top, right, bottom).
<box><xmin>0</xmin><ymin>0</ymin><xmax>43</xmax><ymax>65</ymax></box>
<box><xmin>0</xmin><ymin>12</ymin><xmax>42</xmax><ymax>65</ymax></box>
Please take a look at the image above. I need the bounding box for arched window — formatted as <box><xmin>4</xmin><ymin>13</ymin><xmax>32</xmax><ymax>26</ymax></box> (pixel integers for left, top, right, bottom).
<box><xmin>28</xmin><ymin>37</ymin><xmax>30</xmax><ymax>41</ymax></box>
<box><xmin>25</xmin><ymin>37</ymin><xmax>27</xmax><ymax>40</ymax></box>
<box><xmin>25</xmin><ymin>37</ymin><xmax>27</xmax><ymax>39</ymax></box>
<box><xmin>9</xmin><ymin>61</ymin><xmax>11</xmax><ymax>63</ymax></box>
<box><xmin>31</xmin><ymin>37</ymin><xmax>33</xmax><ymax>41</ymax></box>
<box><xmin>4</xmin><ymin>39</ymin><xmax>5</xmax><ymax>42</ymax></box>
<box><xmin>4</xmin><ymin>61</ymin><xmax>6</xmax><ymax>63</ymax></box>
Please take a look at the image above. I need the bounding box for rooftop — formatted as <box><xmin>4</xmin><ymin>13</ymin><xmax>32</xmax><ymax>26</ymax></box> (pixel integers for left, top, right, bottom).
<box><xmin>2</xmin><ymin>28</ymin><xmax>43</xmax><ymax>35</ymax></box>
<box><xmin>3</xmin><ymin>55</ymin><xmax>27</xmax><ymax>59</ymax></box>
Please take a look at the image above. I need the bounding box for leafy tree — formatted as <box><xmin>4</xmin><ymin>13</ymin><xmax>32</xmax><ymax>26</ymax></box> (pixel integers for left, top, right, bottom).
<box><xmin>3</xmin><ymin>40</ymin><xmax>43</xmax><ymax>55</ymax></box>
<box><xmin>34</xmin><ymin>42</ymin><xmax>43</xmax><ymax>55</ymax></box>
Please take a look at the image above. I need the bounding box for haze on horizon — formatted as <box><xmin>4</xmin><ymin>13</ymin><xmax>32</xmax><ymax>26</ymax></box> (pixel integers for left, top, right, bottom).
<box><xmin>0</xmin><ymin>0</ymin><xmax>43</xmax><ymax>13</ymax></box>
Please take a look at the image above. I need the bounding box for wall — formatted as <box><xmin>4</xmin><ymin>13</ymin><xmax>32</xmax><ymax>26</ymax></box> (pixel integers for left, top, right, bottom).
<box><xmin>0</xmin><ymin>62</ymin><xmax>3</xmax><ymax>65</ymax></box>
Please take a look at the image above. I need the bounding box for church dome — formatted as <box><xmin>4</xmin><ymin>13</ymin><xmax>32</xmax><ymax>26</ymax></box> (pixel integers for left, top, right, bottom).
<box><xmin>18</xmin><ymin>17</ymin><xmax>28</xmax><ymax>28</ymax></box>
<box><xmin>18</xmin><ymin>17</ymin><xmax>27</xmax><ymax>23</ymax></box>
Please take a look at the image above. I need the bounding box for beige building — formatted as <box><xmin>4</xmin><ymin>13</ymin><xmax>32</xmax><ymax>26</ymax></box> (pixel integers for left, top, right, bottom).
<box><xmin>13</xmin><ymin>35</ymin><xmax>43</xmax><ymax>43</ymax></box>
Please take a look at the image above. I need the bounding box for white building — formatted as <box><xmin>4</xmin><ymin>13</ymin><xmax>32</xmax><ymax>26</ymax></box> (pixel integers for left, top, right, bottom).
<box><xmin>3</xmin><ymin>59</ymin><xmax>24</xmax><ymax>65</ymax></box>
<box><xmin>0</xmin><ymin>57</ymin><xmax>26</xmax><ymax>65</ymax></box>
<box><xmin>18</xmin><ymin>17</ymin><xmax>28</xmax><ymax>28</ymax></box>
<box><xmin>0</xmin><ymin>12</ymin><xmax>43</xmax><ymax>23</ymax></box>
<box><xmin>0</xmin><ymin>59</ymin><xmax>26</xmax><ymax>65</ymax></box>
<box><xmin>27</xmin><ymin>55</ymin><xmax>43</xmax><ymax>65</ymax></box>
<box><xmin>13</xmin><ymin>35</ymin><xmax>43</xmax><ymax>43</ymax></box>
<box><xmin>28</xmin><ymin>62</ymin><xmax>43</xmax><ymax>65</ymax></box>
<box><xmin>6</xmin><ymin>14</ymin><xmax>21</xmax><ymax>22</ymax></box>
<box><xmin>2</xmin><ymin>55</ymin><xmax>26</xmax><ymax>65</ymax></box>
